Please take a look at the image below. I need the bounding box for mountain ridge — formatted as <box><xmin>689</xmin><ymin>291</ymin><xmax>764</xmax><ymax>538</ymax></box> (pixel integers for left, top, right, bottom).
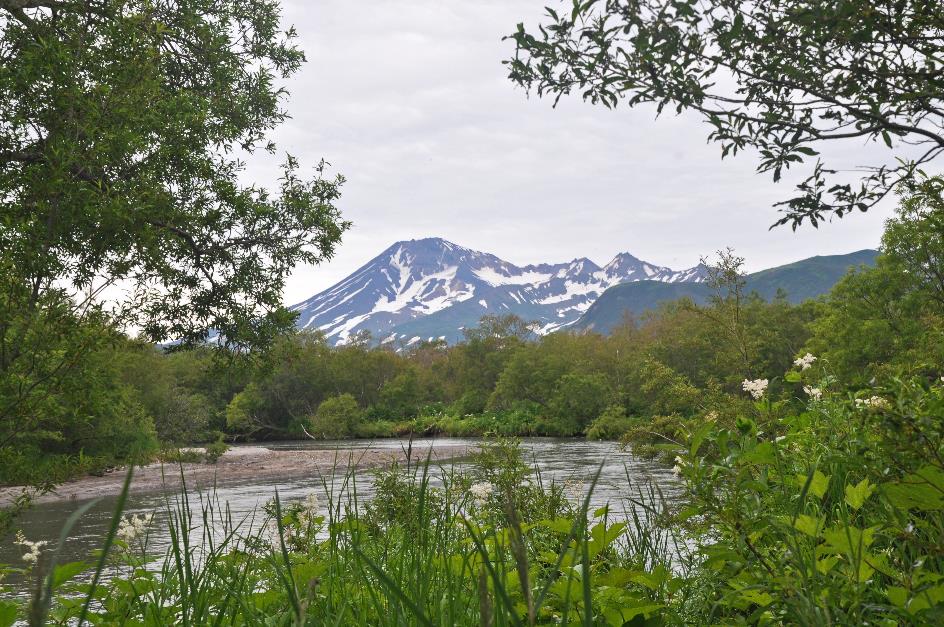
<box><xmin>289</xmin><ymin>237</ymin><xmax>709</xmax><ymax>345</ymax></box>
<box><xmin>289</xmin><ymin>238</ymin><xmax>877</xmax><ymax>346</ymax></box>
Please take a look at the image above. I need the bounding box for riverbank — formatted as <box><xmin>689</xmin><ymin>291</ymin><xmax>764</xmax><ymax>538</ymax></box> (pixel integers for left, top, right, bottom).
<box><xmin>0</xmin><ymin>441</ymin><xmax>474</xmax><ymax>506</ymax></box>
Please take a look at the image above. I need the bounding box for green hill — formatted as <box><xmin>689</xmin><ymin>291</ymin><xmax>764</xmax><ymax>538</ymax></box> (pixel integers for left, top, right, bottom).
<box><xmin>574</xmin><ymin>249</ymin><xmax>878</xmax><ymax>334</ymax></box>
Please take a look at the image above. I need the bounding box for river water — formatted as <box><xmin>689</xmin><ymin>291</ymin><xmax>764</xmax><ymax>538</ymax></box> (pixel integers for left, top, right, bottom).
<box><xmin>2</xmin><ymin>437</ymin><xmax>682</xmax><ymax>594</ymax></box>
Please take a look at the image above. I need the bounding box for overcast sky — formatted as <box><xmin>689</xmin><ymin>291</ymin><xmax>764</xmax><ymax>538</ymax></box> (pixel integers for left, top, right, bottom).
<box><xmin>248</xmin><ymin>1</ymin><xmax>900</xmax><ymax>305</ymax></box>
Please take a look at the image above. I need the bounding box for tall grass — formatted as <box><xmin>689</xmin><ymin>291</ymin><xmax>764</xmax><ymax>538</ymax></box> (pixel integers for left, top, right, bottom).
<box><xmin>4</xmin><ymin>439</ymin><xmax>682</xmax><ymax>626</ymax></box>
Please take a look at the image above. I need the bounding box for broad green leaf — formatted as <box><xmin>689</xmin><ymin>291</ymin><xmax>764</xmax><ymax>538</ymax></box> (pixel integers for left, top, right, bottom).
<box><xmin>844</xmin><ymin>478</ymin><xmax>876</xmax><ymax>510</ymax></box>
<box><xmin>51</xmin><ymin>561</ymin><xmax>89</xmax><ymax>590</ymax></box>
<box><xmin>737</xmin><ymin>589</ymin><xmax>773</xmax><ymax>606</ymax></box>
<box><xmin>0</xmin><ymin>601</ymin><xmax>17</xmax><ymax>627</ymax></box>
<box><xmin>797</xmin><ymin>470</ymin><xmax>830</xmax><ymax>499</ymax></box>
<box><xmin>885</xmin><ymin>465</ymin><xmax>944</xmax><ymax>510</ymax></box>
<box><xmin>740</xmin><ymin>441</ymin><xmax>776</xmax><ymax>466</ymax></box>
<box><xmin>886</xmin><ymin>586</ymin><xmax>908</xmax><ymax>609</ymax></box>
<box><xmin>792</xmin><ymin>514</ymin><xmax>821</xmax><ymax>537</ymax></box>
<box><xmin>689</xmin><ymin>421</ymin><xmax>713</xmax><ymax>456</ymax></box>
<box><xmin>820</xmin><ymin>524</ymin><xmax>877</xmax><ymax>555</ymax></box>
<box><xmin>816</xmin><ymin>556</ymin><xmax>839</xmax><ymax>575</ymax></box>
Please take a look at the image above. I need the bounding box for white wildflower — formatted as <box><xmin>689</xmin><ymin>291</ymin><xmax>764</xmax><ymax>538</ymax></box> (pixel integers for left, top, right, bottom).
<box><xmin>299</xmin><ymin>492</ymin><xmax>320</xmax><ymax>525</ymax></box>
<box><xmin>117</xmin><ymin>512</ymin><xmax>154</xmax><ymax>546</ymax></box>
<box><xmin>775</xmin><ymin>435</ymin><xmax>787</xmax><ymax>443</ymax></box>
<box><xmin>793</xmin><ymin>353</ymin><xmax>817</xmax><ymax>370</ymax></box>
<box><xmin>741</xmin><ymin>378</ymin><xmax>769</xmax><ymax>400</ymax></box>
<box><xmin>855</xmin><ymin>396</ymin><xmax>890</xmax><ymax>410</ymax></box>
<box><xmin>15</xmin><ymin>530</ymin><xmax>47</xmax><ymax>566</ymax></box>
<box><xmin>803</xmin><ymin>386</ymin><xmax>823</xmax><ymax>401</ymax></box>
<box><xmin>469</xmin><ymin>482</ymin><xmax>494</xmax><ymax>505</ymax></box>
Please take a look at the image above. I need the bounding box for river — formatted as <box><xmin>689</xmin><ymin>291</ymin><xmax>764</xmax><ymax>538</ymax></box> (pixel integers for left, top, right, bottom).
<box><xmin>1</xmin><ymin>437</ymin><xmax>682</xmax><ymax>594</ymax></box>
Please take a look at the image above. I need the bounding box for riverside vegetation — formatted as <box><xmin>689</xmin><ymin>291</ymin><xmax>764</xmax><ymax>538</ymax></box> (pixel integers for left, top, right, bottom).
<box><xmin>1</xmin><ymin>178</ymin><xmax>943</xmax><ymax>624</ymax></box>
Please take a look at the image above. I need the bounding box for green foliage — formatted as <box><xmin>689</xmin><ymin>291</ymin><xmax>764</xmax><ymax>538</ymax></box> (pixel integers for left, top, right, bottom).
<box><xmin>808</xmin><ymin>177</ymin><xmax>944</xmax><ymax>384</ymax></box>
<box><xmin>308</xmin><ymin>394</ymin><xmax>362</xmax><ymax>439</ymax></box>
<box><xmin>506</xmin><ymin>0</ymin><xmax>944</xmax><ymax>226</ymax></box>
<box><xmin>0</xmin><ymin>0</ymin><xmax>347</xmax><ymax>488</ymax></box>
<box><xmin>586</xmin><ymin>406</ymin><xmax>635</xmax><ymax>441</ymax></box>
<box><xmin>203</xmin><ymin>437</ymin><xmax>230</xmax><ymax>464</ymax></box>
<box><xmin>0</xmin><ymin>0</ymin><xmax>348</xmax><ymax>351</ymax></box>
<box><xmin>548</xmin><ymin>373</ymin><xmax>613</xmax><ymax>431</ymax></box>
<box><xmin>669</xmin><ymin>374</ymin><xmax>944</xmax><ymax>624</ymax></box>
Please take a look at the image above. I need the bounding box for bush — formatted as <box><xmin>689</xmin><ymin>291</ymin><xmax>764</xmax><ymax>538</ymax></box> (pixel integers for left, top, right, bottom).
<box><xmin>586</xmin><ymin>405</ymin><xmax>635</xmax><ymax>440</ymax></box>
<box><xmin>204</xmin><ymin>437</ymin><xmax>229</xmax><ymax>464</ymax></box>
<box><xmin>548</xmin><ymin>373</ymin><xmax>613</xmax><ymax>430</ymax></box>
<box><xmin>308</xmin><ymin>394</ymin><xmax>361</xmax><ymax>439</ymax></box>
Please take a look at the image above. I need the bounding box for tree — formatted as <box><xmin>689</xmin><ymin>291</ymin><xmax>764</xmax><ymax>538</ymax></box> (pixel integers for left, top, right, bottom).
<box><xmin>0</xmin><ymin>0</ymin><xmax>349</xmax><ymax>463</ymax></box>
<box><xmin>883</xmin><ymin>176</ymin><xmax>944</xmax><ymax>310</ymax></box>
<box><xmin>0</xmin><ymin>0</ymin><xmax>348</xmax><ymax>351</ymax></box>
<box><xmin>506</xmin><ymin>0</ymin><xmax>944</xmax><ymax>227</ymax></box>
<box><xmin>808</xmin><ymin>177</ymin><xmax>944</xmax><ymax>383</ymax></box>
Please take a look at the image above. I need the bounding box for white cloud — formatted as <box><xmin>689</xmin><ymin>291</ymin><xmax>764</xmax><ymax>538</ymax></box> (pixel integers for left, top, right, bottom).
<box><xmin>241</xmin><ymin>0</ymin><xmax>902</xmax><ymax>305</ymax></box>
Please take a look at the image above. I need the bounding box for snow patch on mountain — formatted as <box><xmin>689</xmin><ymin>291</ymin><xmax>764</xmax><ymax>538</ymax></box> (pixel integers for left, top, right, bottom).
<box><xmin>289</xmin><ymin>237</ymin><xmax>707</xmax><ymax>345</ymax></box>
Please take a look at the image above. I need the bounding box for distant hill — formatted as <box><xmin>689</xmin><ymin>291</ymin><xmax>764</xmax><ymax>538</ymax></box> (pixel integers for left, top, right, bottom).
<box><xmin>573</xmin><ymin>249</ymin><xmax>879</xmax><ymax>335</ymax></box>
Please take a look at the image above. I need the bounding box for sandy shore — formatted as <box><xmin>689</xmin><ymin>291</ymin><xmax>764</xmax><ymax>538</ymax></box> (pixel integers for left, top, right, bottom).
<box><xmin>0</xmin><ymin>442</ymin><xmax>473</xmax><ymax>506</ymax></box>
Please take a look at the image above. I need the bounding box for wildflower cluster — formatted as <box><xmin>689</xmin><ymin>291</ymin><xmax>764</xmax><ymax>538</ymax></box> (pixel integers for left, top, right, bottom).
<box><xmin>14</xmin><ymin>531</ymin><xmax>47</xmax><ymax>566</ymax></box>
<box><xmin>117</xmin><ymin>512</ymin><xmax>154</xmax><ymax>547</ymax></box>
<box><xmin>803</xmin><ymin>385</ymin><xmax>823</xmax><ymax>400</ymax></box>
<box><xmin>793</xmin><ymin>353</ymin><xmax>817</xmax><ymax>370</ymax></box>
<box><xmin>741</xmin><ymin>378</ymin><xmax>769</xmax><ymax>400</ymax></box>
<box><xmin>299</xmin><ymin>492</ymin><xmax>320</xmax><ymax>526</ymax></box>
<box><xmin>855</xmin><ymin>396</ymin><xmax>891</xmax><ymax>410</ymax></box>
<box><xmin>469</xmin><ymin>482</ymin><xmax>494</xmax><ymax>505</ymax></box>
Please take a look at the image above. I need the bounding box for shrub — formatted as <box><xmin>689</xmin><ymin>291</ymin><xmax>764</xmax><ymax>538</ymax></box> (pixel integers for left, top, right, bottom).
<box><xmin>586</xmin><ymin>405</ymin><xmax>635</xmax><ymax>440</ymax></box>
<box><xmin>308</xmin><ymin>394</ymin><xmax>361</xmax><ymax>439</ymax></box>
<box><xmin>204</xmin><ymin>437</ymin><xmax>229</xmax><ymax>464</ymax></box>
<box><xmin>548</xmin><ymin>373</ymin><xmax>613</xmax><ymax>430</ymax></box>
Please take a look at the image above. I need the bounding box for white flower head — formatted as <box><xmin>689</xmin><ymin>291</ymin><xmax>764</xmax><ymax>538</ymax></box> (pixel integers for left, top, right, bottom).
<box><xmin>803</xmin><ymin>386</ymin><xmax>823</xmax><ymax>401</ymax></box>
<box><xmin>742</xmin><ymin>378</ymin><xmax>769</xmax><ymax>400</ymax></box>
<box><xmin>469</xmin><ymin>481</ymin><xmax>494</xmax><ymax>502</ymax></box>
<box><xmin>855</xmin><ymin>396</ymin><xmax>890</xmax><ymax>410</ymax></box>
<box><xmin>117</xmin><ymin>512</ymin><xmax>154</xmax><ymax>546</ymax></box>
<box><xmin>299</xmin><ymin>492</ymin><xmax>320</xmax><ymax>525</ymax></box>
<box><xmin>793</xmin><ymin>353</ymin><xmax>817</xmax><ymax>371</ymax></box>
<box><xmin>469</xmin><ymin>482</ymin><xmax>494</xmax><ymax>505</ymax></box>
<box><xmin>14</xmin><ymin>530</ymin><xmax>47</xmax><ymax>566</ymax></box>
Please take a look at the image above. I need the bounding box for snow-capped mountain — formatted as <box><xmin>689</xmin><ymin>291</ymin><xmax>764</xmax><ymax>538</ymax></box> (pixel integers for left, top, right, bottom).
<box><xmin>290</xmin><ymin>237</ymin><xmax>707</xmax><ymax>345</ymax></box>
